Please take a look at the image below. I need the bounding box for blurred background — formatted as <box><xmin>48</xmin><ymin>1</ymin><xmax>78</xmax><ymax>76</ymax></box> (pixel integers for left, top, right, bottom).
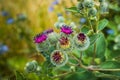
<box><xmin>0</xmin><ymin>0</ymin><xmax>120</xmax><ymax>79</ymax></box>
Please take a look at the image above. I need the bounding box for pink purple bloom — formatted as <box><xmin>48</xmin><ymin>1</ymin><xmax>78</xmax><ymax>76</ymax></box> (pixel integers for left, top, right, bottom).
<box><xmin>61</xmin><ymin>25</ymin><xmax>73</xmax><ymax>35</ymax></box>
<box><xmin>34</xmin><ymin>33</ymin><xmax>47</xmax><ymax>43</ymax></box>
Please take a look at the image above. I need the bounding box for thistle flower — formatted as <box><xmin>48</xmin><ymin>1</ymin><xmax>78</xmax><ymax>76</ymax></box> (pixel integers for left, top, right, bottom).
<box><xmin>34</xmin><ymin>33</ymin><xmax>47</xmax><ymax>44</ymax></box>
<box><xmin>34</xmin><ymin>33</ymin><xmax>50</xmax><ymax>52</ymax></box>
<box><xmin>61</xmin><ymin>25</ymin><xmax>73</xmax><ymax>35</ymax></box>
<box><xmin>73</xmin><ymin>33</ymin><xmax>90</xmax><ymax>51</ymax></box>
<box><xmin>50</xmin><ymin>50</ymin><xmax>68</xmax><ymax>66</ymax></box>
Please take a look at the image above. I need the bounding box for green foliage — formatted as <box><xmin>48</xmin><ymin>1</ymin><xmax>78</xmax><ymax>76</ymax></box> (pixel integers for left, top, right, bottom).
<box><xmin>99</xmin><ymin>61</ymin><xmax>120</xmax><ymax>69</ymax></box>
<box><xmin>65</xmin><ymin>7</ymin><xmax>80</xmax><ymax>13</ymax></box>
<box><xmin>98</xmin><ymin>19</ymin><xmax>109</xmax><ymax>31</ymax></box>
<box><xmin>15</xmin><ymin>71</ymin><xmax>26</xmax><ymax>80</ymax></box>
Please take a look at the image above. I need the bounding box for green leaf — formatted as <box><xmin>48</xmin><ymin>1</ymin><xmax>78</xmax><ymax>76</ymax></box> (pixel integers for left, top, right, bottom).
<box><xmin>96</xmin><ymin>33</ymin><xmax>106</xmax><ymax>60</ymax></box>
<box><xmin>95</xmin><ymin>72</ymin><xmax>120</xmax><ymax>79</ymax></box>
<box><xmin>83</xmin><ymin>33</ymin><xmax>106</xmax><ymax>64</ymax></box>
<box><xmin>98</xmin><ymin>19</ymin><xmax>109</xmax><ymax>31</ymax></box>
<box><xmin>89</xmin><ymin>34</ymin><xmax>100</xmax><ymax>45</ymax></box>
<box><xmin>15</xmin><ymin>71</ymin><xmax>26</xmax><ymax>80</ymax></box>
<box><xmin>99</xmin><ymin>61</ymin><xmax>120</xmax><ymax>69</ymax></box>
<box><xmin>114</xmin><ymin>15</ymin><xmax>120</xmax><ymax>24</ymax></box>
<box><xmin>65</xmin><ymin>7</ymin><xmax>80</xmax><ymax>13</ymax></box>
<box><xmin>63</xmin><ymin>70</ymin><xmax>96</xmax><ymax>80</ymax></box>
<box><xmin>81</xmin><ymin>27</ymin><xmax>90</xmax><ymax>34</ymax></box>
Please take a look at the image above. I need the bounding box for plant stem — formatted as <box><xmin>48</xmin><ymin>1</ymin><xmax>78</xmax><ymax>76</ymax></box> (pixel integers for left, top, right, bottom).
<box><xmin>51</xmin><ymin>71</ymin><xmax>72</xmax><ymax>79</ymax></box>
<box><xmin>91</xmin><ymin>42</ymin><xmax>97</xmax><ymax>65</ymax></box>
<box><xmin>92</xmin><ymin>68</ymin><xmax>120</xmax><ymax>72</ymax></box>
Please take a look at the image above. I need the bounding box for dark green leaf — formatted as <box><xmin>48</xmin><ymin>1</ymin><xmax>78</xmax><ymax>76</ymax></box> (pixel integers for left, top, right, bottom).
<box><xmin>96</xmin><ymin>33</ymin><xmax>106</xmax><ymax>60</ymax></box>
<box><xmin>99</xmin><ymin>61</ymin><xmax>120</xmax><ymax>69</ymax></box>
<box><xmin>89</xmin><ymin>34</ymin><xmax>100</xmax><ymax>45</ymax></box>
<box><xmin>81</xmin><ymin>27</ymin><xmax>89</xmax><ymax>34</ymax></box>
<box><xmin>63</xmin><ymin>70</ymin><xmax>96</xmax><ymax>80</ymax></box>
<box><xmin>114</xmin><ymin>15</ymin><xmax>120</xmax><ymax>24</ymax></box>
<box><xmin>95</xmin><ymin>72</ymin><xmax>120</xmax><ymax>79</ymax></box>
<box><xmin>65</xmin><ymin>7</ymin><xmax>80</xmax><ymax>13</ymax></box>
<box><xmin>98</xmin><ymin>19</ymin><xmax>109</xmax><ymax>31</ymax></box>
<box><xmin>15</xmin><ymin>71</ymin><xmax>26</xmax><ymax>80</ymax></box>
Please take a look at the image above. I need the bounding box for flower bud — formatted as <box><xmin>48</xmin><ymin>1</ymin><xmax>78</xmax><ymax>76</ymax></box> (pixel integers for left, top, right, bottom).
<box><xmin>115</xmin><ymin>35</ymin><xmax>120</xmax><ymax>43</ymax></box>
<box><xmin>88</xmin><ymin>7</ymin><xmax>97</xmax><ymax>17</ymax></box>
<box><xmin>77</xmin><ymin>2</ymin><xmax>84</xmax><ymax>10</ymax></box>
<box><xmin>54</xmin><ymin>22</ymin><xmax>60</xmax><ymax>29</ymax></box>
<box><xmin>83</xmin><ymin>0</ymin><xmax>94</xmax><ymax>8</ymax></box>
<box><xmin>50</xmin><ymin>50</ymin><xmax>68</xmax><ymax>67</ymax></box>
<box><xmin>36</xmin><ymin>41</ymin><xmax>50</xmax><ymax>52</ymax></box>
<box><xmin>24</xmin><ymin>60</ymin><xmax>40</xmax><ymax>73</ymax></box>
<box><xmin>70</xmin><ymin>22</ymin><xmax>77</xmax><ymax>29</ymax></box>
<box><xmin>48</xmin><ymin>32</ymin><xmax>60</xmax><ymax>45</ymax></box>
<box><xmin>113</xmin><ymin>44</ymin><xmax>120</xmax><ymax>50</ymax></box>
<box><xmin>58</xmin><ymin>16</ymin><xmax>65</xmax><ymax>22</ymax></box>
<box><xmin>73</xmin><ymin>33</ymin><xmax>90</xmax><ymax>51</ymax></box>
<box><xmin>100</xmin><ymin>2</ymin><xmax>108</xmax><ymax>14</ymax></box>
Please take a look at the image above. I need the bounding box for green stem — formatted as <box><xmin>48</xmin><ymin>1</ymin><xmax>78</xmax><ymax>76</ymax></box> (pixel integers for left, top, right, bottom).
<box><xmin>51</xmin><ymin>72</ymin><xmax>72</xmax><ymax>79</ymax></box>
<box><xmin>92</xmin><ymin>68</ymin><xmax>120</xmax><ymax>72</ymax></box>
<box><xmin>91</xmin><ymin>42</ymin><xmax>97</xmax><ymax>65</ymax></box>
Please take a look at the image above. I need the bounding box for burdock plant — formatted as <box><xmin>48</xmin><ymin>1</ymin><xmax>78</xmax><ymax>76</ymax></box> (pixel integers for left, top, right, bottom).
<box><xmin>23</xmin><ymin>0</ymin><xmax>120</xmax><ymax>80</ymax></box>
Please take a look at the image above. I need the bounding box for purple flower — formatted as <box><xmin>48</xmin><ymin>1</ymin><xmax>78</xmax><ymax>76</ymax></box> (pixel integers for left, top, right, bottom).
<box><xmin>61</xmin><ymin>25</ymin><xmax>73</xmax><ymax>35</ymax></box>
<box><xmin>34</xmin><ymin>33</ymin><xmax>47</xmax><ymax>43</ymax></box>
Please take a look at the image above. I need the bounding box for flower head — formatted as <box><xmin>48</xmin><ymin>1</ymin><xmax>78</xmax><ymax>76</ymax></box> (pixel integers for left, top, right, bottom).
<box><xmin>34</xmin><ymin>33</ymin><xmax>47</xmax><ymax>44</ymax></box>
<box><xmin>57</xmin><ymin>36</ymin><xmax>73</xmax><ymax>51</ymax></box>
<box><xmin>73</xmin><ymin>33</ymin><xmax>90</xmax><ymax>51</ymax></box>
<box><xmin>50</xmin><ymin>50</ymin><xmax>68</xmax><ymax>66</ymax></box>
<box><xmin>61</xmin><ymin>25</ymin><xmax>73</xmax><ymax>35</ymax></box>
<box><xmin>77</xmin><ymin>33</ymin><xmax>86</xmax><ymax>43</ymax></box>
